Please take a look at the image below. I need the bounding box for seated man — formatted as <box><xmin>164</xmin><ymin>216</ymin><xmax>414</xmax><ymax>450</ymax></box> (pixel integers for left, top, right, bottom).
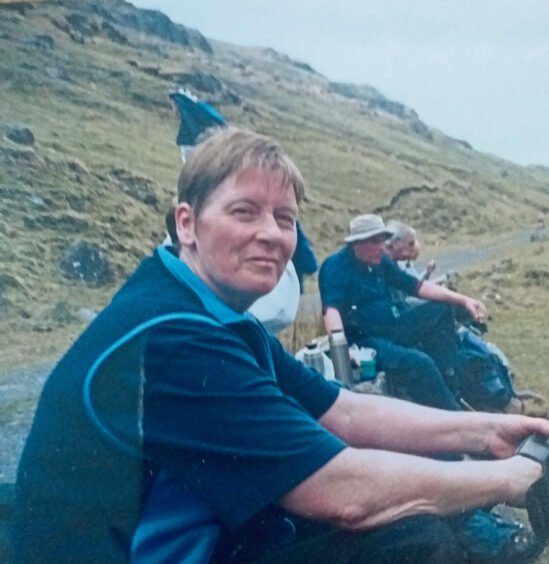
<box><xmin>385</xmin><ymin>220</ymin><xmax>436</xmax><ymax>281</ymax></box>
<box><xmin>319</xmin><ymin>213</ymin><xmax>487</xmax><ymax>411</ymax></box>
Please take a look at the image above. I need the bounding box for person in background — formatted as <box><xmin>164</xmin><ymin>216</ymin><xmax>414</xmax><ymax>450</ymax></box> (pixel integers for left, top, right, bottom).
<box><xmin>385</xmin><ymin>220</ymin><xmax>436</xmax><ymax>280</ymax></box>
<box><xmin>292</xmin><ymin>221</ymin><xmax>318</xmax><ymax>293</ymax></box>
<box><xmin>169</xmin><ymin>88</ymin><xmax>226</xmax><ymax>163</ymax></box>
<box><xmin>13</xmin><ymin>130</ymin><xmax>547</xmax><ymax>564</ymax></box>
<box><xmin>319</xmin><ymin>212</ymin><xmax>543</xmax><ymax>560</ymax></box>
<box><xmin>248</xmin><ymin>221</ymin><xmax>317</xmax><ymax>333</ymax></box>
<box><xmin>318</xmin><ymin>213</ymin><xmax>484</xmax><ymax>410</ymax></box>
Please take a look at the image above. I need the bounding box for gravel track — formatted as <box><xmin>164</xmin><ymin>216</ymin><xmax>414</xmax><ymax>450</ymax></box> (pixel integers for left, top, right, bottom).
<box><xmin>0</xmin><ymin>362</ymin><xmax>54</xmax><ymax>483</ymax></box>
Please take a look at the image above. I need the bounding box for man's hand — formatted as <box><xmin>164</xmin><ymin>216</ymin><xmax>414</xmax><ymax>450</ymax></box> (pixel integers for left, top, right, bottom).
<box><xmin>425</xmin><ymin>259</ymin><xmax>436</xmax><ymax>277</ymax></box>
<box><xmin>463</xmin><ymin>297</ymin><xmax>488</xmax><ymax>321</ymax></box>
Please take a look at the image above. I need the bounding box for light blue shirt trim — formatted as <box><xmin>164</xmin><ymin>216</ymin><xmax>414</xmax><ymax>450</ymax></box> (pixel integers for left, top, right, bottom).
<box><xmin>157</xmin><ymin>245</ymin><xmax>275</xmax><ymax>376</ymax></box>
<box><xmin>157</xmin><ymin>245</ymin><xmax>256</xmax><ymax>326</ymax></box>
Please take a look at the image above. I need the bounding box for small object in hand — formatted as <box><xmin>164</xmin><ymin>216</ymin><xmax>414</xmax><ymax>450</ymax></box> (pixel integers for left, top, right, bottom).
<box><xmin>516</xmin><ymin>433</ymin><xmax>549</xmax><ymax>542</ymax></box>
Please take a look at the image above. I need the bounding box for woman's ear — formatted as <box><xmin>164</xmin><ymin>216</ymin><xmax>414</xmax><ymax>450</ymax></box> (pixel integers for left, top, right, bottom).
<box><xmin>174</xmin><ymin>203</ymin><xmax>196</xmax><ymax>248</ymax></box>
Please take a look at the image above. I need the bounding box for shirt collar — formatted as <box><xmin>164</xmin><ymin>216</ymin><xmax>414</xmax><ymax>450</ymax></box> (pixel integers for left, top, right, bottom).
<box><xmin>156</xmin><ymin>245</ymin><xmax>256</xmax><ymax>326</ymax></box>
<box><xmin>347</xmin><ymin>245</ymin><xmax>375</xmax><ymax>273</ymax></box>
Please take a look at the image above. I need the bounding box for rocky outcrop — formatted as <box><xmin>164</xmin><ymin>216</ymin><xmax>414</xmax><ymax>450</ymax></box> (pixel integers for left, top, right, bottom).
<box><xmin>329</xmin><ymin>82</ymin><xmax>433</xmax><ymax>140</ymax></box>
<box><xmin>372</xmin><ymin>185</ymin><xmax>438</xmax><ymax>215</ymax></box>
<box><xmin>100</xmin><ymin>21</ymin><xmax>128</xmax><ymax>44</ymax></box>
<box><xmin>159</xmin><ymin>71</ymin><xmax>241</xmax><ymax>105</ymax></box>
<box><xmin>89</xmin><ymin>0</ymin><xmax>212</xmax><ymax>53</ymax></box>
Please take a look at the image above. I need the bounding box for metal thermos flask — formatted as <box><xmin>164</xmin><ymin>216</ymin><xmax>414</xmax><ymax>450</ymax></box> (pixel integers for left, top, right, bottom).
<box><xmin>303</xmin><ymin>342</ymin><xmax>325</xmax><ymax>375</ymax></box>
<box><xmin>329</xmin><ymin>330</ymin><xmax>353</xmax><ymax>388</ymax></box>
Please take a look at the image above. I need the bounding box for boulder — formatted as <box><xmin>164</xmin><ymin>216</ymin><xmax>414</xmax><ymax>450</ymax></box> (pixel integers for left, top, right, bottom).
<box><xmin>46</xmin><ymin>65</ymin><xmax>71</xmax><ymax>81</ymax></box>
<box><xmin>59</xmin><ymin>240</ymin><xmax>113</xmax><ymax>286</ymax></box>
<box><xmin>102</xmin><ymin>4</ymin><xmax>212</xmax><ymax>52</ymax></box>
<box><xmin>4</xmin><ymin>124</ymin><xmax>35</xmax><ymax>146</ymax></box>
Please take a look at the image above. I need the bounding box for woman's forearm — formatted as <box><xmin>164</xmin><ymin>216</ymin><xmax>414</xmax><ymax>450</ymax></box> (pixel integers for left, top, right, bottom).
<box><xmin>281</xmin><ymin>447</ymin><xmax>541</xmax><ymax>531</ymax></box>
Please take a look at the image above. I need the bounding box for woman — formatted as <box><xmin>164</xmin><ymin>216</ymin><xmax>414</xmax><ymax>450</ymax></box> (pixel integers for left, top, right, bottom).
<box><xmin>13</xmin><ymin>128</ymin><xmax>549</xmax><ymax>563</ymax></box>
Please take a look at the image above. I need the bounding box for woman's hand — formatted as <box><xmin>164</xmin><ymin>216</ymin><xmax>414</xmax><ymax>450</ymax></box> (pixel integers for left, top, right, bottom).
<box><xmin>484</xmin><ymin>414</ymin><xmax>549</xmax><ymax>459</ymax></box>
<box><xmin>501</xmin><ymin>455</ymin><xmax>544</xmax><ymax>506</ymax></box>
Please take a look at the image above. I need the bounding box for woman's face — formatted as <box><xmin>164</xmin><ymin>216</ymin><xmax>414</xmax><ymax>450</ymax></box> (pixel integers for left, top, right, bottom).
<box><xmin>177</xmin><ymin>168</ymin><xmax>298</xmax><ymax>310</ymax></box>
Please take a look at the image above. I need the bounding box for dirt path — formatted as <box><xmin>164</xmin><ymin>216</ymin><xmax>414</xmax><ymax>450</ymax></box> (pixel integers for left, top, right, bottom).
<box><xmin>415</xmin><ymin>230</ymin><xmax>532</xmax><ymax>275</ymax></box>
<box><xmin>0</xmin><ymin>361</ymin><xmax>54</xmax><ymax>483</ymax></box>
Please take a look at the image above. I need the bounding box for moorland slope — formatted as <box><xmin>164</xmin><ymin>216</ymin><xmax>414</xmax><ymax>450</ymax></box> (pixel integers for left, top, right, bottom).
<box><xmin>1</xmin><ymin>0</ymin><xmax>549</xmax><ymax>366</ymax></box>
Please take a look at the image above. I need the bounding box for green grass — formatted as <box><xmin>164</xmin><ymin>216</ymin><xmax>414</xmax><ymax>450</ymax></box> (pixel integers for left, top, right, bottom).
<box><xmin>1</xmin><ymin>0</ymin><xmax>549</xmax><ymax>375</ymax></box>
<box><xmin>455</xmin><ymin>242</ymin><xmax>549</xmax><ymax>400</ymax></box>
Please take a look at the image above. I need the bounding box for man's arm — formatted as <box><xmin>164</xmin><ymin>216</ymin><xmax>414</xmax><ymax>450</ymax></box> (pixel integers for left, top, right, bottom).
<box><xmin>417</xmin><ymin>280</ymin><xmax>487</xmax><ymax>320</ymax></box>
<box><xmin>323</xmin><ymin>306</ymin><xmax>345</xmax><ymax>334</ymax></box>
<box><xmin>322</xmin><ymin>307</ymin><xmax>360</xmax><ymax>365</ymax></box>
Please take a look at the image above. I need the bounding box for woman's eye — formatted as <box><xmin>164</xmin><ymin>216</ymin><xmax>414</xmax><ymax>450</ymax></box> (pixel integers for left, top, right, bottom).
<box><xmin>233</xmin><ymin>207</ymin><xmax>255</xmax><ymax>218</ymax></box>
<box><xmin>276</xmin><ymin>215</ymin><xmax>296</xmax><ymax>228</ymax></box>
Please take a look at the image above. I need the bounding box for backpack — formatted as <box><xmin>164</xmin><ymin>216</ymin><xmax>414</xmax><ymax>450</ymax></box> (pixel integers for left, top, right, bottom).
<box><xmin>455</xmin><ymin>327</ymin><xmax>515</xmax><ymax>411</ymax></box>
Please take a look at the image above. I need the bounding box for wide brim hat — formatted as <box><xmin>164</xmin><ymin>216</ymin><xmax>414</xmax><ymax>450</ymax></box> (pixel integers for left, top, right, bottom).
<box><xmin>344</xmin><ymin>213</ymin><xmax>392</xmax><ymax>244</ymax></box>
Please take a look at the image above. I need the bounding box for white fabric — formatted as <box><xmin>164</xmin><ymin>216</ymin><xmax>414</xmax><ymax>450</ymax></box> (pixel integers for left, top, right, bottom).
<box><xmin>294</xmin><ymin>347</ymin><xmax>335</xmax><ymax>381</ymax></box>
<box><xmin>399</xmin><ymin>260</ymin><xmax>422</xmax><ymax>278</ymax></box>
<box><xmin>248</xmin><ymin>261</ymin><xmax>300</xmax><ymax>334</ymax></box>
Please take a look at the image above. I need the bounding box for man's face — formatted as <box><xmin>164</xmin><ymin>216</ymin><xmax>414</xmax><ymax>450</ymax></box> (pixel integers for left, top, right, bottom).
<box><xmin>392</xmin><ymin>233</ymin><xmax>420</xmax><ymax>261</ymax></box>
<box><xmin>352</xmin><ymin>234</ymin><xmax>387</xmax><ymax>264</ymax></box>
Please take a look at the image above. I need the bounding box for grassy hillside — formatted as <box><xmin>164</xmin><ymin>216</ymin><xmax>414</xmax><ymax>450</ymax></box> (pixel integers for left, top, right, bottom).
<box><xmin>1</xmin><ymin>0</ymin><xmax>549</xmax><ymax>368</ymax></box>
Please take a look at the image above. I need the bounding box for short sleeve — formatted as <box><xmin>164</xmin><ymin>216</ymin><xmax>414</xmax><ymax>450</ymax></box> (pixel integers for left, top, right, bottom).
<box><xmin>142</xmin><ymin>319</ymin><xmax>346</xmax><ymax>529</ymax></box>
<box><xmin>318</xmin><ymin>251</ymin><xmax>347</xmax><ymax>312</ymax></box>
<box><xmin>268</xmin><ymin>335</ymin><xmax>341</xmax><ymax>418</ymax></box>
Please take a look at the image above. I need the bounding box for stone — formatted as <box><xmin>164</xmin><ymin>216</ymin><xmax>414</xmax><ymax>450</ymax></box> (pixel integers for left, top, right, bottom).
<box><xmin>46</xmin><ymin>65</ymin><xmax>71</xmax><ymax>81</ymax></box>
<box><xmin>77</xmin><ymin>307</ymin><xmax>98</xmax><ymax>323</ymax></box>
<box><xmin>59</xmin><ymin>240</ymin><xmax>113</xmax><ymax>286</ymax></box>
<box><xmin>28</xmin><ymin>195</ymin><xmax>46</xmax><ymax>208</ymax></box>
<box><xmin>4</xmin><ymin>125</ymin><xmax>34</xmax><ymax>146</ymax></box>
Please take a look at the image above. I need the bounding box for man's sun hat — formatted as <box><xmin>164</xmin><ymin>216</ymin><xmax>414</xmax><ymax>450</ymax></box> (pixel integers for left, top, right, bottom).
<box><xmin>344</xmin><ymin>213</ymin><xmax>392</xmax><ymax>244</ymax></box>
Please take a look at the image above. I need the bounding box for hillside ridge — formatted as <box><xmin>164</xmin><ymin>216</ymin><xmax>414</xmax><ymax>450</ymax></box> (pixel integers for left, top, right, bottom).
<box><xmin>1</xmin><ymin>0</ymin><xmax>549</xmax><ymax>365</ymax></box>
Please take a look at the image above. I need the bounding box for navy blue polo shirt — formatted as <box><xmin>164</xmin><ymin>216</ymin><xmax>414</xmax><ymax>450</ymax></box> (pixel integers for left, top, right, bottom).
<box><xmin>319</xmin><ymin>247</ymin><xmax>421</xmax><ymax>341</ymax></box>
<box><xmin>143</xmin><ymin>248</ymin><xmax>345</xmax><ymax>529</ymax></box>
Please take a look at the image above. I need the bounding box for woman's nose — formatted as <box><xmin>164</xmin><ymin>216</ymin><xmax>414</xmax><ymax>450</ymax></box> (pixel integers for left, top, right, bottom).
<box><xmin>256</xmin><ymin>214</ymin><xmax>285</xmax><ymax>242</ymax></box>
